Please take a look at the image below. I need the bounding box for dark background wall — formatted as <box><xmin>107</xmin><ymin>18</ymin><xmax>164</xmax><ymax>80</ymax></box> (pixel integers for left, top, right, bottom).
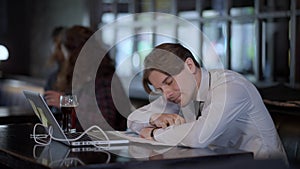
<box><xmin>0</xmin><ymin>0</ymin><xmax>299</xmax><ymax>87</ymax></box>
<box><xmin>0</xmin><ymin>0</ymin><xmax>31</xmax><ymax>75</ymax></box>
<box><xmin>0</xmin><ymin>0</ymin><xmax>89</xmax><ymax>78</ymax></box>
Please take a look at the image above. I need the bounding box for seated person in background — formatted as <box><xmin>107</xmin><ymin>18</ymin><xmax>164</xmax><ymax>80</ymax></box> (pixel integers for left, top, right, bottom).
<box><xmin>44</xmin><ymin>26</ymin><xmax>66</xmax><ymax>113</ymax></box>
<box><xmin>44</xmin><ymin>25</ymin><xmax>130</xmax><ymax>131</ymax></box>
<box><xmin>127</xmin><ymin>43</ymin><xmax>288</xmax><ymax>161</ymax></box>
<box><xmin>44</xmin><ymin>26</ymin><xmax>66</xmax><ymax>92</ymax></box>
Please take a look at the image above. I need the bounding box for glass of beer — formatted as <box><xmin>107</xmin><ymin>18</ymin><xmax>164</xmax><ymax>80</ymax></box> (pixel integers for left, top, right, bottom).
<box><xmin>60</xmin><ymin>95</ymin><xmax>79</xmax><ymax>133</ymax></box>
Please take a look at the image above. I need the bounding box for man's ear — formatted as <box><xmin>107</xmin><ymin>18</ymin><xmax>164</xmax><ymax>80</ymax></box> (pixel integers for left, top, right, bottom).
<box><xmin>185</xmin><ymin>58</ymin><xmax>197</xmax><ymax>74</ymax></box>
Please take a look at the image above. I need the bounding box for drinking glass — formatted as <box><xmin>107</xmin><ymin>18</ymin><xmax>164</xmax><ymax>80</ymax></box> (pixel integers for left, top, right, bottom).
<box><xmin>60</xmin><ymin>95</ymin><xmax>79</xmax><ymax>133</ymax></box>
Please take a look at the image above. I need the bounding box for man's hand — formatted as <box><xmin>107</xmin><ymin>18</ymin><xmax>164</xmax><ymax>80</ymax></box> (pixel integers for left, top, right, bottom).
<box><xmin>150</xmin><ymin>113</ymin><xmax>185</xmax><ymax>128</ymax></box>
<box><xmin>140</xmin><ymin>127</ymin><xmax>156</xmax><ymax>140</ymax></box>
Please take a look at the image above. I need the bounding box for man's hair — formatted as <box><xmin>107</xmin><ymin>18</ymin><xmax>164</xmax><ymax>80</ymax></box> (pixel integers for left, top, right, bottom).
<box><xmin>143</xmin><ymin>43</ymin><xmax>200</xmax><ymax>94</ymax></box>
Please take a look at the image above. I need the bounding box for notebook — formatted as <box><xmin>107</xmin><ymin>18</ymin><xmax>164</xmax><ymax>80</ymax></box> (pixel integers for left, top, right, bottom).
<box><xmin>23</xmin><ymin>90</ymin><xmax>129</xmax><ymax>147</ymax></box>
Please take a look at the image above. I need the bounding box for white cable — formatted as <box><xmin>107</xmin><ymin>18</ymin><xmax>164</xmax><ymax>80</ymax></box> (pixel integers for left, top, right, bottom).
<box><xmin>32</xmin><ymin>123</ymin><xmax>111</xmax><ymax>149</ymax></box>
<box><xmin>32</xmin><ymin>123</ymin><xmax>112</xmax><ymax>165</ymax></box>
<box><xmin>32</xmin><ymin>123</ymin><xmax>51</xmax><ymax>146</ymax></box>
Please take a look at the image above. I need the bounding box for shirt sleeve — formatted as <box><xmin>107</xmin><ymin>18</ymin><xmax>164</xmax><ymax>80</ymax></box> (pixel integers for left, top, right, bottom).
<box><xmin>127</xmin><ymin>96</ymin><xmax>180</xmax><ymax>133</ymax></box>
<box><xmin>154</xmin><ymin>80</ymin><xmax>251</xmax><ymax>147</ymax></box>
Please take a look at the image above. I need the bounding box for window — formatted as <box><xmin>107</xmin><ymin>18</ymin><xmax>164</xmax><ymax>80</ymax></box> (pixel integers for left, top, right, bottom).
<box><xmin>91</xmin><ymin>0</ymin><xmax>299</xmax><ymax>98</ymax></box>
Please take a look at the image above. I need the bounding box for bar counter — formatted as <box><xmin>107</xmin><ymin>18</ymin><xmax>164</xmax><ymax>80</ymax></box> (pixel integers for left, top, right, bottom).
<box><xmin>0</xmin><ymin>122</ymin><xmax>291</xmax><ymax>169</ymax></box>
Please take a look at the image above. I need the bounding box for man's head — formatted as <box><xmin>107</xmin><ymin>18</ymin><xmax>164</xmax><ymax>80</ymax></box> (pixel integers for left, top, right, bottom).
<box><xmin>143</xmin><ymin>43</ymin><xmax>201</xmax><ymax>106</ymax></box>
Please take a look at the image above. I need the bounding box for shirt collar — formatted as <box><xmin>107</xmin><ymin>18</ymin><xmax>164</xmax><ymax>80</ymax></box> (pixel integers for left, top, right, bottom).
<box><xmin>196</xmin><ymin>68</ymin><xmax>210</xmax><ymax>101</ymax></box>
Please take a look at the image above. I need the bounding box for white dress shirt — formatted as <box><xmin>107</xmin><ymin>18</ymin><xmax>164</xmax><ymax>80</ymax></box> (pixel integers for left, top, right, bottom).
<box><xmin>127</xmin><ymin>68</ymin><xmax>287</xmax><ymax>160</ymax></box>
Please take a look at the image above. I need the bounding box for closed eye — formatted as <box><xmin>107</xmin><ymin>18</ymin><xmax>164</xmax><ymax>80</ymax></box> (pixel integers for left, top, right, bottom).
<box><xmin>163</xmin><ymin>76</ymin><xmax>173</xmax><ymax>86</ymax></box>
<box><xmin>150</xmin><ymin>76</ymin><xmax>174</xmax><ymax>95</ymax></box>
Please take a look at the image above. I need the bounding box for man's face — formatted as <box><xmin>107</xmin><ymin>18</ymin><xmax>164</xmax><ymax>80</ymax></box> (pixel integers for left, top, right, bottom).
<box><xmin>148</xmin><ymin>64</ymin><xmax>197</xmax><ymax>107</ymax></box>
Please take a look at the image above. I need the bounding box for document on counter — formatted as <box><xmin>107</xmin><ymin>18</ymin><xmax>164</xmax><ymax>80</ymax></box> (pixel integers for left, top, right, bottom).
<box><xmin>108</xmin><ymin>130</ymin><xmax>177</xmax><ymax>146</ymax></box>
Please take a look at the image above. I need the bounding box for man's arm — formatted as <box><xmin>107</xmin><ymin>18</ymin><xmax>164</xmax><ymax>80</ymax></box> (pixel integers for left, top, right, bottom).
<box><xmin>127</xmin><ymin>96</ymin><xmax>182</xmax><ymax>133</ymax></box>
<box><xmin>151</xmin><ymin>80</ymin><xmax>250</xmax><ymax>147</ymax></box>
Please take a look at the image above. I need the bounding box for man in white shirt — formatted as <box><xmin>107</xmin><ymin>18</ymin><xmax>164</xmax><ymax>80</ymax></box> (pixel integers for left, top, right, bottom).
<box><xmin>127</xmin><ymin>43</ymin><xmax>287</xmax><ymax>161</ymax></box>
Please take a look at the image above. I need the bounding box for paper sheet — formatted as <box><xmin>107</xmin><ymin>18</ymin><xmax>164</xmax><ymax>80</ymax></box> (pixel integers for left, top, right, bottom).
<box><xmin>108</xmin><ymin>131</ymin><xmax>177</xmax><ymax>146</ymax></box>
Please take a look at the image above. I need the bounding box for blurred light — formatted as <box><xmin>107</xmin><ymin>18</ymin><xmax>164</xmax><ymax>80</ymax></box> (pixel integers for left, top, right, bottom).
<box><xmin>0</xmin><ymin>44</ymin><xmax>9</xmax><ymax>60</ymax></box>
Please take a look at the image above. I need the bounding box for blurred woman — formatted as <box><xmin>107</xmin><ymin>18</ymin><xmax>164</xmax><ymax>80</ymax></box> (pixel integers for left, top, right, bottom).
<box><xmin>44</xmin><ymin>25</ymin><xmax>130</xmax><ymax>131</ymax></box>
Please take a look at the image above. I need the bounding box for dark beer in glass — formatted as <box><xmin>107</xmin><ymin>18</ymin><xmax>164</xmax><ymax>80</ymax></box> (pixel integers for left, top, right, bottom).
<box><xmin>60</xmin><ymin>95</ymin><xmax>78</xmax><ymax>133</ymax></box>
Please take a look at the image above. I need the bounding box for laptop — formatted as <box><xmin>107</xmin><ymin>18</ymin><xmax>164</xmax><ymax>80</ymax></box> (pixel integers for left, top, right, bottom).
<box><xmin>23</xmin><ymin>90</ymin><xmax>129</xmax><ymax>147</ymax></box>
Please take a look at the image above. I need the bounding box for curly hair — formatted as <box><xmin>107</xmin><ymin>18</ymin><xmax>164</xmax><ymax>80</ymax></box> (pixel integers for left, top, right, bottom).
<box><xmin>54</xmin><ymin>25</ymin><xmax>115</xmax><ymax>93</ymax></box>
